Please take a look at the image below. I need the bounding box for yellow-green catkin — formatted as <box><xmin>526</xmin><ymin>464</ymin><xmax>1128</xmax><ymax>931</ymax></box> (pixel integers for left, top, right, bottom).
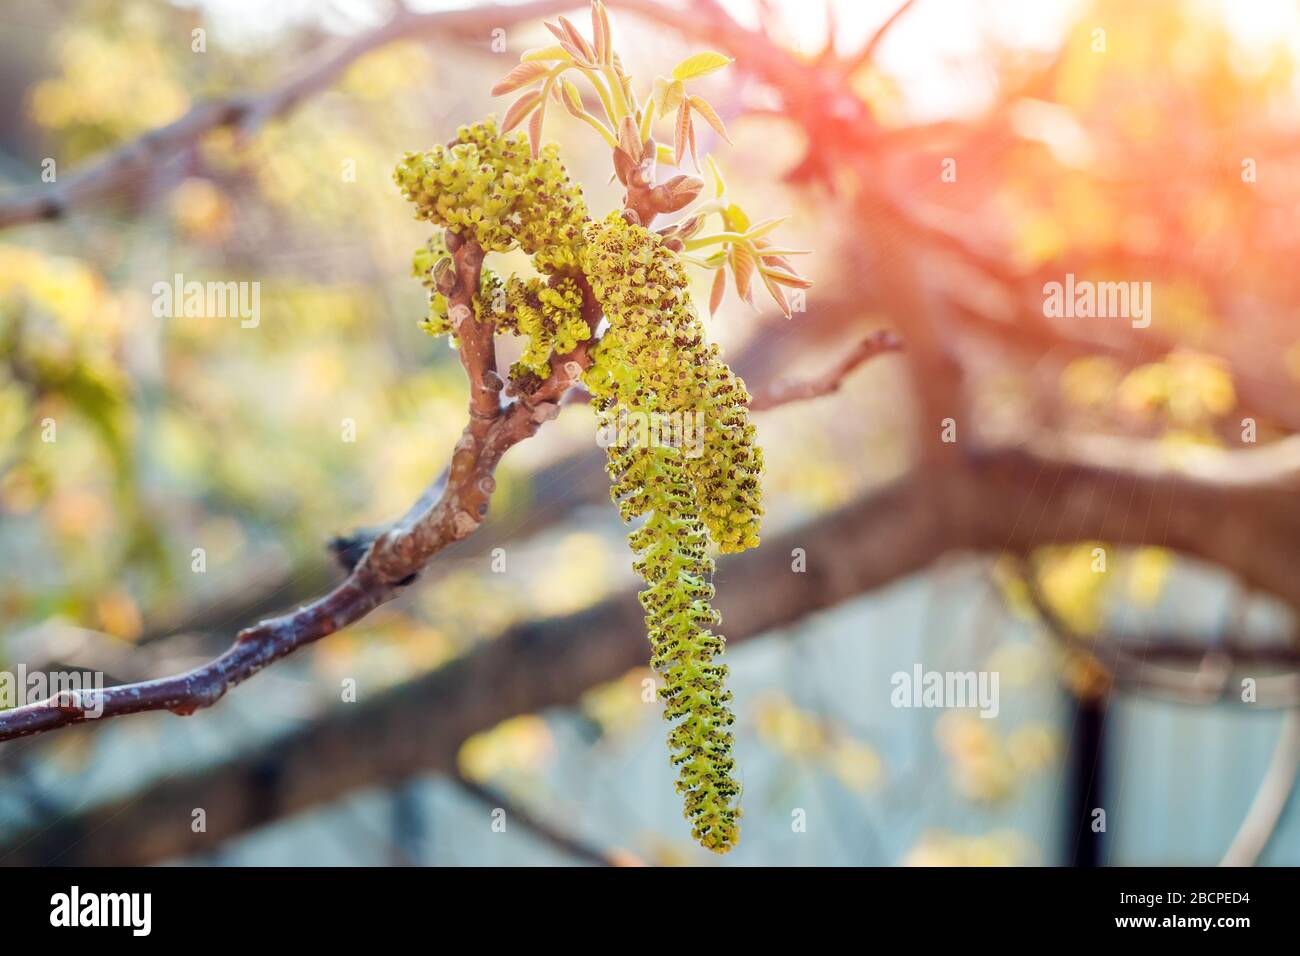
<box><xmin>483</xmin><ymin>275</ymin><xmax>589</xmax><ymax>382</ymax></box>
<box><xmin>397</xmin><ymin>120</ymin><xmax>591</xmax><ymax>375</ymax></box>
<box><xmin>582</xmin><ymin>212</ymin><xmax>761</xmax><ymax>852</ymax></box>
<box><xmin>393</xmin><ymin>118</ymin><xmax>588</xmax><ymax>275</ymax></box>
<box><xmin>396</xmin><ymin>122</ymin><xmax>766</xmax><ymax>852</ymax></box>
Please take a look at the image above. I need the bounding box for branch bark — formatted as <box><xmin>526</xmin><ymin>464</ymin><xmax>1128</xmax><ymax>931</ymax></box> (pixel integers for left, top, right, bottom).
<box><xmin>0</xmin><ymin>470</ymin><xmax>938</xmax><ymax>865</ymax></box>
<box><xmin>748</xmin><ymin>330</ymin><xmax>902</xmax><ymax>411</ymax></box>
<box><xmin>0</xmin><ymin>0</ymin><xmax>579</xmax><ymax>231</ymax></box>
<box><xmin>0</xmin><ymin>231</ymin><xmax>597</xmax><ymax>743</ymax></box>
<box><xmin>8</xmin><ymin>436</ymin><xmax>1300</xmax><ymax>863</ymax></box>
<box><xmin>453</xmin><ymin>776</ymin><xmax>638</xmax><ymax>866</ymax></box>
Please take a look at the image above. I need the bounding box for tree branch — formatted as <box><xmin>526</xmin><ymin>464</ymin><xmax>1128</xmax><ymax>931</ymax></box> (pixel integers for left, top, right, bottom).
<box><xmin>0</xmin><ymin>236</ymin><xmax>597</xmax><ymax>743</ymax></box>
<box><xmin>453</xmin><ymin>775</ymin><xmax>638</xmax><ymax>866</ymax></box>
<box><xmin>0</xmin><ymin>0</ymin><xmax>580</xmax><ymax>231</ymax></box>
<box><xmin>845</xmin><ymin>0</ymin><xmax>920</xmax><ymax>77</ymax></box>
<box><xmin>0</xmin><ymin>469</ymin><xmax>940</xmax><ymax>864</ymax></box>
<box><xmin>747</xmin><ymin>330</ymin><xmax>902</xmax><ymax>411</ymax></box>
<box><xmin>1016</xmin><ymin>554</ymin><xmax>1300</xmax><ymax>706</ymax></box>
<box><xmin>9</xmin><ymin>434</ymin><xmax>1300</xmax><ymax>862</ymax></box>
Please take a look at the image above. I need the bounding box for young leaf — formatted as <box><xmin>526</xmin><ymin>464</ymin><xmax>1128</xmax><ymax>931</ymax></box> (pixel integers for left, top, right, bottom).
<box><xmin>705</xmin><ymin>154</ymin><xmax>727</xmax><ymax>198</ymax></box>
<box><xmin>502</xmin><ymin>89</ymin><xmax>544</xmax><ymax>132</ymax></box>
<box><xmin>743</xmin><ymin>217</ymin><xmax>788</xmax><ymax>241</ymax></box>
<box><xmin>521</xmin><ymin>45</ymin><xmax>571</xmax><ymax>62</ymax></box>
<box><xmin>491</xmin><ymin>61</ymin><xmax>550</xmax><ymax>97</ymax></box>
<box><xmin>528</xmin><ymin>101</ymin><xmax>545</xmax><ymax>158</ymax></box>
<box><xmin>559</xmin><ymin>78</ymin><xmax>587</xmax><ymax>118</ymax></box>
<box><xmin>651</xmin><ymin>174</ymin><xmax>704</xmax><ymax>213</ymax></box>
<box><xmin>722</xmin><ymin>202</ymin><xmax>751</xmax><ymax>232</ymax></box>
<box><xmin>591</xmin><ymin>0</ymin><xmax>612</xmax><ymax>64</ymax></box>
<box><xmin>556</xmin><ymin>15</ymin><xmax>597</xmax><ymax>63</ymax></box>
<box><xmin>654</xmin><ymin>77</ymin><xmax>686</xmax><ymax>119</ymax></box>
<box><xmin>674</xmin><ymin>99</ymin><xmax>691</xmax><ymax>167</ymax></box>
<box><xmin>709</xmin><ymin>266</ymin><xmax>728</xmax><ymax>315</ymax></box>
<box><xmin>687</xmin><ymin>95</ymin><xmax>731</xmax><ymax>143</ymax></box>
<box><xmin>619</xmin><ymin>115</ymin><xmax>642</xmax><ymax>162</ymax></box>
<box><xmin>759</xmin><ymin>269</ymin><xmax>792</xmax><ymax>318</ymax></box>
<box><xmin>671</xmin><ymin>50</ymin><xmax>733</xmax><ymax>81</ymax></box>
<box><xmin>621</xmin><ymin>71</ymin><xmax>635</xmax><ymax>112</ymax></box>
<box><xmin>760</xmin><ymin>265</ymin><xmax>813</xmax><ymax>289</ymax></box>
<box><xmin>544</xmin><ymin>21</ymin><xmax>594</xmax><ymax>66</ymax></box>
<box><xmin>730</xmin><ymin>242</ymin><xmax>756</xmax><ymax>303</ymax></box>
<box><xmin>652</xmin><ymin>76</ymin><xmax>670</xmax><ymax>116</ymax></box>
<box><xmin>639</xmin><ymin>97</ymin><xmax>655</xmax><ymax>141</ymax></box>
<box><xmin>761</xmin><ymin>254</ymin><xmax>796</xmax><ymax>274</ymax></box>
<box><xmin>676</xmin><ymin>213</ymin><xmax>705</xmax><ymax>240</ymax></box>
<box><xmin>612</xmin><ymin>146</ymin><xmax>636</xmax><ymax>185</ymax></box>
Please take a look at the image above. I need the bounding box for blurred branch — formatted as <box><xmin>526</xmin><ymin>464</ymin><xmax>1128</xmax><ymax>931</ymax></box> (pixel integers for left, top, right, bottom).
<box><xmin>620</xmin><ymin>0</ymin><xmax>1300</xmax><ymax>448</ymax></box>
<box><xmin>453</xmin><ymin>776</ymin><xmax>636</xmax><ymax>866</ymax></box>
<box><xmin>748</xmin><ymin>330</ymin><xmax>902</xmax><ymax>411</ymax></box>
<box><xmin>11</xmin><ymin>433</ymin><xmax>1300</xmax><ymax>861</ymax></box>
<box><xmin>969</xmin><ymin>436</ymin><xmax>1300</xmax><ymax>609</ymax></box>
<box><xmin>1221</xmin><ymin>710</ymin><xmax>1300</xmax><ymax>866</ymax></box>
<box><xmin>0</xmin><ymin>466</ymin><xmax>942</xmax><ymax>864</ymax></box>
<box><xmin>1016</xmin><ymin>556</ymin><xmax>1300</xmax><ymax>707</ymax></box>
<box><xmin>845</xmin><ymin>0</ymin><xmax>919</xmax><ymax>77</ymax></box>
<box><xmin>0</xmin><ymin>0</ymin><xmax>579</xmax><ymax>231</ymax></box>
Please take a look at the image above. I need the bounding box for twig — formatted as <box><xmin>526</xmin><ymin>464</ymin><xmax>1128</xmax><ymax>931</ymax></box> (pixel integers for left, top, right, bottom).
<box><xmin>12</xmin><ymin>441</ymin><xmax>1300</xmax><ymax>861</ymax></box>
<box><xmin>845</xmin><ymin>0</ymin><xmax>919</xmax><ymax>76</ymax></box>
<box><xmin>454</xmin><ymin>776</ymin><xmax>639</xmax><ymax>867</ymax></box>
<box><xmin>748</xmin><ymin>330</ymin><xmax>901</xmax><ymax>411</ymax></box>
<box><xmin>1016</xmin><ymin>557</ymin><xmax>1300</xmax><ymax>707</ymax></box>
<box><xmin>0</xmin><ymin>231</ymin><xmax>598</xmax><ymax>742</ymax></box>
<box><xmin>0</xmin><ymin>0</ymin><xmax>577</xmax><ymax>231</ymax></box>
<box><xmin>564</xmin><ymin>329</ymin><xmax>902</xmax><ymax>411</ymax></box>
<box><xmin>0</xmin><ymin>267</ymin><xmax>894</xmax><ymax>738</ymax></box>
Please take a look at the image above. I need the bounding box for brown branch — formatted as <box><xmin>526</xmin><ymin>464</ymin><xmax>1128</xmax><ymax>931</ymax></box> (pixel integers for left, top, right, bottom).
<box><xmin>0</xmin><ymin>236</ymin><xmax>597</xmax><ymax>743</ymax></box>
<box><xmin>964</xmin><ymin>437</ymin><xmax>1300</xmax><ymax>608</ymax></box>
<box><xmin>748</xmin><ymin>329</ymin><xmax>902</xmax><ymax>411</ymax></box>
<box><xmin>147</xmin><ymin>296</ymin><xmax>889</xmax><ymax>646</ymax></box>
<box><xmin>0</xmin><ymin>0</ymin><xmax>580</xmax><ymax>231</ymax></box>
<box><xmin>2</xmin><ymin>0</ymin><xmax>650</xmax><ymax>742</ymax></box>
<box><xmin>10</xmin><ymin>435</ymin><xmax>1300</xmax><ymax>862</ymax></box>
<box><xmin>0</xmin><ymin>470</ymin><xmax>939</xmax><ymax>865</ymax></box>
<box><xmin>453</xmin><ymin>776</ymin><xmax>638</xmax><ymax>866</ymax></box>
<box><xmin>1015</xmin><ymin>556</ymin><xmax>1300</xmax><ymax>706</ymax></box>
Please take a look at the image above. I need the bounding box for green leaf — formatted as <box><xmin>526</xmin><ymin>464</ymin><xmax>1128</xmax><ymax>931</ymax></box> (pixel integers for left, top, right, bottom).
<box><xmin>671</xmin><ymin>51</ymin><xmax>733</xmax><ymax>81</ymax></box>
<box><xmin>656</xmin><ymin>77</ymin><xmax>686</xmax><ymax>118</ymax></box>
<box><xmin>705</xmin><ymin>154</ymin><xmax>727</xmax><ymax>198</ymax></box>
<box><xmin>520</xmin><ymin>45</ymin><xmax>571</xmax><ymax>63</ymax></box>
<box><xmin>743</xmin><ymin>216</ymin><xmax>788</xmax><ymax>241</ymax></box>
<box><xmin>722</xmin><ymin>202</ymin><xmax>750</xmax><ymax>233</ymax></box>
